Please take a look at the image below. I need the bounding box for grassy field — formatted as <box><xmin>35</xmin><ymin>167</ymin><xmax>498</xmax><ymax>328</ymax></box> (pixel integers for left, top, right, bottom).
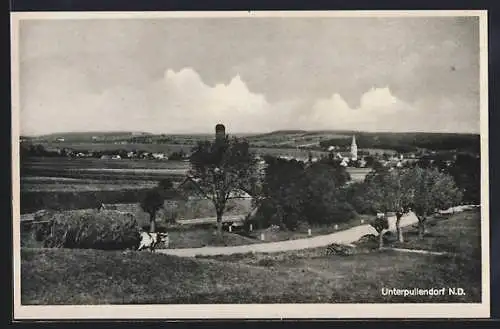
<box><xmin>21</xmin><ymin>157</ymin><xmax>189</xmax><ymax>189</ymax></box>
<box><xmin>387</xmin><ymin>210</ymin><xmax>482</xmax><ymax>255</ymax></box>
<box><xmin>22</xmin><ymin>157</ymin><xmax>189</xmax><ymax>169</ymax></box>
<box><xmin>21</xmin><ymin>179</ymin><xmax>157</xmax><ymax>192</ymax></box>
<box><xmin>20</xmin><ymin>157</ymin><xmax>188</xmax><ymax>211</ymax></box>
<box><xmin>20</xmin><ymin>210</ymin><xmax>481</xmax><ymax>304</ymax></box>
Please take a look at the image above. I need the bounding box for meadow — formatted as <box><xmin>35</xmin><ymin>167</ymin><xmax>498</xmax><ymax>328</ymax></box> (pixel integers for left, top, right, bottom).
<box><xmin>21</xmin><ymin>210</ymin><xmax>481</xmax><ymax>304</ymax></box>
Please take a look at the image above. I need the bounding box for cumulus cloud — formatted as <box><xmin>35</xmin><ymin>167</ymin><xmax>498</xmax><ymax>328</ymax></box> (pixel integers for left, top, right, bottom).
<box><xmin>21</xmin><ymin>66</ymin><xmax>299</xmax><ymax>135</ymax></box>
<box><xmin>306</xmin><ymin>87</ymin><xmax>416</xmax><ymax>132</ymax></box>
<box><xmin>21</xmin><ymin>65</ymin><xmax>478</xmax><ymax>136</ymax></box>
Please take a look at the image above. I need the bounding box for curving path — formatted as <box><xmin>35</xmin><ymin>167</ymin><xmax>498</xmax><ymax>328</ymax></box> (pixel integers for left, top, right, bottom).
<box><xmin>156</xmin><ymin>212</ymin><xmax>421</xmax><ymax>257</ymax></box>
<box><xmin>156</xmin><ymin>205</ymin><xmax>478</xmax><ymax>257</ymax></box>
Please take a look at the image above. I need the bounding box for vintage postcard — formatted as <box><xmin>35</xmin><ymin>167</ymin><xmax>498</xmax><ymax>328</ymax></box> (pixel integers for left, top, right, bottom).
<box><xmin>11</xmin><ymin>10</ymin><xmax>490</xmax><ymax>319</ymax></box>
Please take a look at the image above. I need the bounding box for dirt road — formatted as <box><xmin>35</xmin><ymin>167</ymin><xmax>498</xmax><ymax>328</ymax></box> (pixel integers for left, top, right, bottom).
<box><xmin>157</xmin><ymin>212</ymin><xmax>420</xmax><ymax>257</ymax></box>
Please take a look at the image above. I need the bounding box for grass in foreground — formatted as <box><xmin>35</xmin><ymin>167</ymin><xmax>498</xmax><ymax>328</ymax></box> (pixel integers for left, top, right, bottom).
<box><xmin>21</xmin><ymin>211</ymin><xmax>481</xmax><ymax>304</ymax></box>
<box><xmin>387</xmin><ymin>210</ymin><xmax>482</xmax><ymax>257</ymax></box>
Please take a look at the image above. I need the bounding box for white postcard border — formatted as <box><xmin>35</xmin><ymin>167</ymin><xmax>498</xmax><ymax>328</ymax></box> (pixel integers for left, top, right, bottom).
<box><xmin>11</xmin><ymin>10</ymin><xmax>490</xmax><ymax>320</ymax></box>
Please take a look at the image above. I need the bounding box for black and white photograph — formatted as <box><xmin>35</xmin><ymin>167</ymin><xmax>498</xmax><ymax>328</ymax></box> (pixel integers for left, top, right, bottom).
<box><xmin>11</xmin><ymin>10</ymin><xmax>489</xmax><ymax>319</ymax></box>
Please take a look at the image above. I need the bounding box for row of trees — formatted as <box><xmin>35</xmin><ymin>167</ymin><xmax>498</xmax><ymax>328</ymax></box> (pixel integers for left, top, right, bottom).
<box><xmin>351</xmin><ymin>166</ymin><xmax>462</xmax><ymax>242</ymax></box>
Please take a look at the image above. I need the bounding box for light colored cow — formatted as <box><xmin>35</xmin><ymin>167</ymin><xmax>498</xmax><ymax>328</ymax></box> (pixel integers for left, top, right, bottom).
<box><xmin>137</xmin><ymin>232</ymin><xmax>169</xmax><ymax>252</ymax></box>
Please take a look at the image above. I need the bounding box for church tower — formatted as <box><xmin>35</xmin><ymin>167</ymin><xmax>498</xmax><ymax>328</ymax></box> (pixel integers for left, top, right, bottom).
<box><xmin>351</xmin><ymin>135</ymin><xmax>358</xmax><ymax>161</ymax></box>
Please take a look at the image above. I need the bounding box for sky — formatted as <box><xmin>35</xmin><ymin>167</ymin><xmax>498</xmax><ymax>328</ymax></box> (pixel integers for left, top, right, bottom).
<box><xmin>17</xmin><ymin>15</ymin><xmax>481</xmax><ymax>136</ymax></box>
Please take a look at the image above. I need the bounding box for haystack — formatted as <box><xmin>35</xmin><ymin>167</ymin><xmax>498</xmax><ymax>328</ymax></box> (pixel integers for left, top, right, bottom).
<box><xmin>39</xmin><ymin>209</ymin><xmax>141</xmax><ymax>250</ymax></box>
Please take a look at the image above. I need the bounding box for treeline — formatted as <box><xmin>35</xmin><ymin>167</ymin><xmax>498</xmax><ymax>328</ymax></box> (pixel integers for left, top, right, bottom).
<box><xmin>254</xmin><ymin>156</ymin><xmax>355</xmax><ymax>229</ymax></box>
<box><xmin>319</xmin><ymin>132</ymin><xmax>480</xmax><ymax>153</ymax></box>
<box><xmin>20</xmin><ymin>143</ymin><xmax>190</xmax><ymax>160</ymax></box>
<box><xmin>252</xmin><ymin>152</ymin><xmax>480</xmax><ymax>231</ymax></box>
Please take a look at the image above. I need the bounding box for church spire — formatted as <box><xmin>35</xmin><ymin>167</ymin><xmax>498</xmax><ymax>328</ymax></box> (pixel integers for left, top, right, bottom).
<box><xmin>351</xmin><ymin>135</ymin><xmax>358</xmax><ymax>160</ymax></box>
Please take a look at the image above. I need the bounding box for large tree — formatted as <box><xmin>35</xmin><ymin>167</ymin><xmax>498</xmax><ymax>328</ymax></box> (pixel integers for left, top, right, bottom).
<box><xmin>258</xmin><ymin>157</ymin><xmax>354</xmax><ymax>229</ymax></box>
<box><xmin>361</xmin><ymin>168</ymin><xmax>414</xmax><ymax>243</ymax></box>
<box><xmin>301</xmin><ymin>163</ymin><xmax>356</xmax><ymax>225</ymax></box>
<box><xmin>259</xmin><ymin>156</ymin><xmax>305</xmax><ymax>229</ymax></box>
<box><xmin>447</xmin><ymin>153</ymin><xmax>480</xmax><ymax>204</ymax></box>
<box><xmin>408</xmin><ymin>167</ymin><xmax>463</xmax><ymax>239</ymax></box>
<box><xmin>189</xmin><ymin>136</ymin><xmax>259</xmax><ymax>235</ymax></box>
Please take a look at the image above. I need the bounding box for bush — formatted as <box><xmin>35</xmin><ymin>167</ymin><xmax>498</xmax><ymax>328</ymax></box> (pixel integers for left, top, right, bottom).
<box><xmin>38</xmin><ymin>209</ymin><xmax>141</xmax><ymax>250</ymax></box>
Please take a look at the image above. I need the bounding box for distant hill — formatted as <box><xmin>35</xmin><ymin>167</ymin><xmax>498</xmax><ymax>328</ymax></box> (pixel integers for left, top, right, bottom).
<box><xmin>23</xmin><ymin>129</ymin><xmax>480</xmax><ymax>154</ymax></box>
<box><xmin>318</xmin><ymin>131</ymin><xmax>480</xmax><ymax>153</ymax></box>
<box><xmin>245</xmin><ymin>130</ymin><xmax>480</xmax><ymax>153</ymax></box>
<box><xmin>247</xmin><ymin>130</ymin><xmax>308</xmax><ymax>138</ymax></box>
<box><xmin>28</xmin><ymin>131</ymin><xmax>153</xmax><ymax>142</ymax></box>
<box><xmin>39</xmin><ymin>131</ymin><xmax>152</xmax><ymax>138</ymax></box>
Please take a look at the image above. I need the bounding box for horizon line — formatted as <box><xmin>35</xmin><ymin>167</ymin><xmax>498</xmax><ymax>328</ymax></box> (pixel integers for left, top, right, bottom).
<box><xmin>20</xmin><ymin>129</ymin><xmax>481</xmax><ymax>138</ymax></box>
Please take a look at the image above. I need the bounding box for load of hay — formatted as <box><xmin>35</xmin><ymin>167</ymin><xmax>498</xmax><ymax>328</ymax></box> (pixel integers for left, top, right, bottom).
<box><xmin>37</xmin><ymin>209</ymin><xmax>141</xmax><ymax>250</ymax></box>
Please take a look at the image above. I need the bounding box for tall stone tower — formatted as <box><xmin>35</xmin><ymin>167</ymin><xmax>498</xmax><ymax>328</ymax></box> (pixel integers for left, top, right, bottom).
<box><xmin>351</xmin><ymin>135</ymin><xmax>358</xmax><ymax>161</ymax></box>
<box><xmin>215</xmin><ymin>123</ymin><xmax>226</xmax><ymax>143</ymax></box>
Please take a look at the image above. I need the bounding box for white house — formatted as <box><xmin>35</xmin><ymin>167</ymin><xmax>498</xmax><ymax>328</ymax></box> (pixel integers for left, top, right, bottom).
<box><xmin>152</xmin><ymin>153</ymin><xmax>166</xmax><ymax>160</ymax></box>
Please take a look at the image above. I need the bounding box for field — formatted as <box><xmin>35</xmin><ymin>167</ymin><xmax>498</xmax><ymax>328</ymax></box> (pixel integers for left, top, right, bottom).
<box><xmin>20</xmin><ymin>157</ymin><xmax>189</xmax><ymax>213</ymax></box>
<box><xmin>21</xmin><ymin>157</ymin><xmax>189</xmax><ymax>185</ymax></box>
<box><xmin>22</xmin><ymin>157</ymin><xmax>369</xmax><ymax>192</ymax></box>
<box><xmin>21</xmin><ymin>210</ymin><xmax>481</xmax><ymax>304</ymax></box>
<box><xmin>20</xmin><ymin>153</ymin><xmax>372</xmax><ymax>214</ymax></box>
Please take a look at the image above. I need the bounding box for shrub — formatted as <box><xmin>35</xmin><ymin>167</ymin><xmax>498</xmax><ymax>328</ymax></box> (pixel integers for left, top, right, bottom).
<box><xmin>39</xmin><ymin>209</ymin><xmax>141</xmax><ymax>250</ymax></box>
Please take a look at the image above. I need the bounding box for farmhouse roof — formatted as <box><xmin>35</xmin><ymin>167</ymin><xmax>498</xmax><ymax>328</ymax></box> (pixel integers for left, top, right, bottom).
<box><xmin>177</xmin><ymin>175</ymin><xmax>254</xmax><ymax>200</ymax></box>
